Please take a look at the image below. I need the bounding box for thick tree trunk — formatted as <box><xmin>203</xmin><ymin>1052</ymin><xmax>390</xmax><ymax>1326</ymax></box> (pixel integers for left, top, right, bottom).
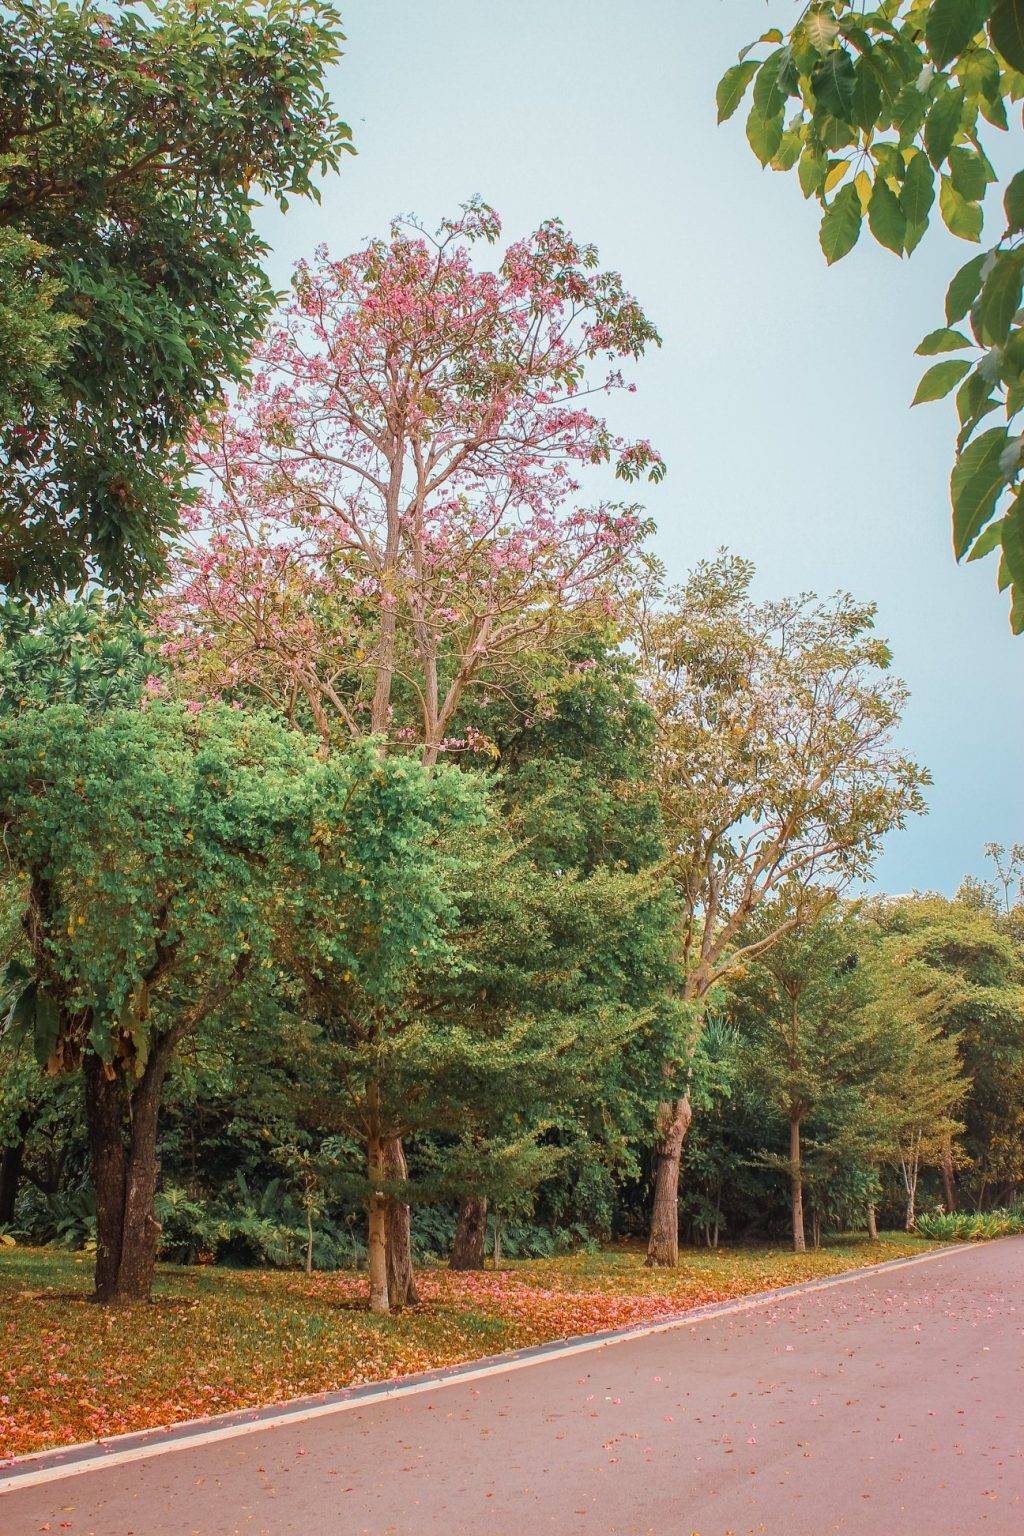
<box><xmin>0</xmin><ymin>1139</ymin><xmax>25</xmax><ymax>1225</ymax></box>
<box><xmin>383</xmin><ymin>1136</ymin><xmax>419</xmax><ymax>1309</ymax></box>
<box><xmin>84</xmin><ymin>1049</ymin><xmax>169</xmax><ymax>1304</ymax></box>
<box><xmin>367</xmin><ymin>1133</ymin><xmax>389</xmax><ymax>1314</ymax></box>
<box><xmin>645</xmin><ymin>1094</ymin><xmax>692</xmax><ymax>1267</ymax></box>
<box><xmin>450</xmin><ymin>1196</ymin><xmax>488</xmax><ymax>1270</ymax></box>
<box><xmin>941</xmin><ymin>1136</ymin><xmax>957</xmax><ymax>1212</ymax></box>
<box><xmin>790</xmin><ymin>1116</ymin><xmax>806</xmax><ymax>1253</ymax></box>
<box><xmin>866</xmin><ymin>1202</ymin><xmax>878</xmax><ymax>1241</ymax></box>
<box><xmin>118</xmin><ymin>1055</ymin><xmax>168</xmax><ymax>1303</ymax></box>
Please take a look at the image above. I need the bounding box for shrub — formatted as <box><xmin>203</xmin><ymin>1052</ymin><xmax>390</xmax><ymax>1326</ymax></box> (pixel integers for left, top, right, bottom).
<box><xmin>915</xmin><ymin>1210</ymin><xmax>1023</xmax><ymax>1242</ymax></box>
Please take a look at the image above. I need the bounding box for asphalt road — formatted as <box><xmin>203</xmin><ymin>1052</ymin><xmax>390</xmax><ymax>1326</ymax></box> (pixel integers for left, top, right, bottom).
<box><xmin>3</xmin><ymin>1238</ymin><xmax>1022</xmax><ymax>1536</ymax></box>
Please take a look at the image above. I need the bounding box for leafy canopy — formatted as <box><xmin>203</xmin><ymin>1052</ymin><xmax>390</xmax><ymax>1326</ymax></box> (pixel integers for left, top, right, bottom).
<box><xmin>637</xmin><ymin>553</ymin><xmax>929</xmax><ymax>1001</ymax></box>
<box><xmin>0</xmin><ymin>0</ymin><xmax>353</xmax><ymax>599</ymax></box>
<box><xmin>161</xmin><ymin>203</ymin><xmax>663</xmax><ymax>761</ymax></box>
<box><xmin>719</xmin><ymin>0</ymin><xmax>1024</xmax><ymax>631</ymax></box>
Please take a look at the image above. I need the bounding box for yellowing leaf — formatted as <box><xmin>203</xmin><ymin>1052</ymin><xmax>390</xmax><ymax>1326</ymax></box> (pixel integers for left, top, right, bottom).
<box><xmin>824</xmin><ymin>159</ymin><xmax>851</xmax><ymax>194</ymax></box>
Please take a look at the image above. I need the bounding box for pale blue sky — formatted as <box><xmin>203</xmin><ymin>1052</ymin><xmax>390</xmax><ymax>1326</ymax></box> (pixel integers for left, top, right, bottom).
<box><xmin>257</xmin><ymin>0</ymin><xmax>1023</xmax><ymax>895</ymax></box>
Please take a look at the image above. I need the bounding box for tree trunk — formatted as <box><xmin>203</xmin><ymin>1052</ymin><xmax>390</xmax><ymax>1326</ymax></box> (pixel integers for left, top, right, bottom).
<box><xmin>383</xmin><ymin>1136</ymin><xmax>419</xmax><ymax>1309</ymax></box>
<box><xmin>83</xmin><ymin>1048</ymin><xmax>169</xmax><ymax>1304</ymax></box>
<box><xmin>790</xmin><ymin>1116</ymin><xmax>806</xmax><ymax>1254</ymax></box>
<box><xmin>305</xmin><ymin>1199</ymin><xmax>314</xmax><ymax>1276</ymax></box>
<box><xmin>450</xmin><ymin>1196</ymin><xmax>488</xmax><ymax>1270</ymax></box>
<box><xmin>0</xmin><ymin>1140</ymin><xmax>25</xmax><ymax>1226</ymax></box>
<box><xmin>84</xmin><ymin>1053</ymin><xmax>127</xmax><ymax>1301</ymax></box>
<box><xmin>645</xmin><ymin>1094</ymin><xmax>692</xmax><ymax>1267</ymax></box>
<box><xmin>367</xmin><ymin>1133</ymin><xmax>389</xmax><ymax>1314</ymax></box>
<box><xmin>867</xmin><ymin>1202</ymin><xmax>878</xmax><ymax>1241</ymax></box>
<box><xmin>941</xmin><ymin>1136</ymin><xmax>957</xmax><ymax>1212</ymax></box>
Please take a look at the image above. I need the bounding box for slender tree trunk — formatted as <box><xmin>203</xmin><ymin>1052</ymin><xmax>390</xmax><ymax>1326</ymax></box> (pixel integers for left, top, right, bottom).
<box><xmin>305</xmin><ymin>1199</ymin><xmax>314</xmax><ymax>1276</ymax></box>
<box><xmin>367</xmin><ymin>1132</ymin><xmax>389</xmax><ymax>1315</ymax></box>
<box><xmin>941</xmin><ymin>1135</ymin><xmax>957</xmax><ymax>1212</ymax></box>
<box><xmin>383</xmin><ymin>1136</ymin><xmax>419</xmax><ymax>1309</ymax></box>
<box><xmin>84</xmin><ymin>1053</ymin><xmax>127</xmax><ymax>1301</ymax></box>
<box><xmin>866</xmin><ymin>1202</ymin><xmax>878</xmax><ymax>1241</ymax></box>
<box><xmin>790</xmin><ymin>1116</ymin><xmax>806</xmax><ymax>1254</ymax></box>
<box><xmin>451</xmin><ymin>1196</ymin><xmax>488</xmax><ymax>1270</ymax></box>
<box><xmin>645</xmin><ymin>1093</ymin><xmax>692</xmax><ymax>1267</ymax></box>
<box><xmin>493</xmin><ymin>1212</ymin><xmax>502</xmax><ymax>1267</ymax></box>
<box><xmin>0</xmin><ymin>1140</ymin><xmax>25</xmax><ymax>1225</ymax></box>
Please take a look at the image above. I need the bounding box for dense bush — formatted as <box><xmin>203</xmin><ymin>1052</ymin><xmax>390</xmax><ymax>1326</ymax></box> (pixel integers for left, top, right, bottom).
<box><xmin>915</xmin><ymin>1210</ymin><xmax>1024</xmax><ymax>1242</ymax></box>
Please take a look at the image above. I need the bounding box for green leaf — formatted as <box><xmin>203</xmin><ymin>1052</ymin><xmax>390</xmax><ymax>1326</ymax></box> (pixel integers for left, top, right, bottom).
<box><xmin>946</xmin><ymin>251</ymin><xmax>987</xmax><ymax>320</ymax></box>
<box><xmin>965</xmin><ymin>516</ymin><xmax>1006</xmax><ymax>559</ymax></box>
<box><xmin>752</xmin><ymin>49</ymin><xmax>790</xmax><ymax>118</ymax></box>
<box><xmin>925</xmin><ymin>87</ymin><xmax>965</xmax><ymax>167</ymax></box>
<box><xmin>979</xmin><ymin>88</ymin><xmax>1010</xmax><ymax>128</ymax></box>
<box><xmin>3</xmin><ymin>975</ymin><xmax>36</xmax><ymax>1040</ymax></box>
<box><xmin>1010</xmin><ymin>585</ymin><xmax>1024</xmax><ymax>633</ymax></box>
<box><xmin>772</xmin><ymin>130</ymin><xmax>804</xmax><ymax>172</ymax></box>
<box><xmin>905</xmin><ymin>218</ymin><xmax>929</xmax><ymax>254</ymax></box>
<box><xmin>739</xmin><ymin>28</ymin><xmax>784</xmax><ymax>62</ymax></box>
<box><xmin>33</xmin><ymin>989</ymin><xmax>59</xmax><ymax>1071</ymax></box>
<box><xmin>956</xmin><ymin>367</ymin><xmax>998</xmax><ymax>438</ymax></box>
<box><xmin>926</xmin><ymin>0</ymin><xmax>989</xmax><ymax>68</ymax></box>
<box><xmin>917</xmin><ymin>326</ymin><xmax>973</xmax><ymax>353</ymax></box>
<box><xmin>806</xmin><ymin>13</ymin><xmax>840</xmax><ymax>52</ymax></box>
<box><xmin>811</xmin><ymin>48</ymin><xmax>858</xmax><ymax>119</ymax></box>
<box><xmin>868</xmin><ymin>178</ymin><xmax>907</xmax><ymax>253</ymax></box>
<box><xmin>948</xmin><ymin>145</ymin><xmax>989</xmax><ymax>202</ymax></box>
<box><xmin>819</xmin><ymin>182</ymin><xmax>863</xmax><ymax>263</ymax></box>
<box><xmin>1002</xmin><ymin>491</ymin><xmax>1024</xmax><ymax>586</ymax></box>
<box><xmin>717</xmin><ymin>60</ymin><xmax>760</xmax><ymax>123</ymax></box>
<box><xmin>979</xmin><ymin>252</ymin><xmax>1024</xmax><ymax>342</ymax></box>
<box><xmin>746</xmin><ymin>104</ymin><xmax>784</xmax><ymax>165</ymax></box>
<box><xmin>1004</xmin><ymin>169</ymin><xmax>1024</xmax><ymax>230</ymax></box>
<box><xmin>892</xmin><ymin>83</ymin><xmax>931</xmax><ymax>142</ymax></box>
<box><xmin>851</xmin><ymin>58</ymin><xmax>883</xmax><ymax>132</ymax></box>
<box><xmin>990</xmin><ymin>0</ymin><xmax>1024</xmax><ymax>72</ymax></box>
<box><xmin>939</xmin><ymin>174</ymin><xmax>983</xmax><ymax>240</ymax></box>
<box><xmin>913</xmin><ymin>358</ymin><xmax>973</xmax><ymax>401</ymax></box>
<box><xmin>900</xmin><ymin>150</ymin><xmax>936</xmax><ymax>225</ymax></box>
<box><xmin>961</xmin><ymin>43</ymin><xmax>1002</xmax><ymax>98</ymax></box>
<box><xmin>798</xmin><ymin>147</ymin><xmax>827</xmax><ymax>197</ymax></box>
<box><xmin>950</xmin><ymin>424</ymin><xmax>1009</xmax><ymax>555</ymax></box>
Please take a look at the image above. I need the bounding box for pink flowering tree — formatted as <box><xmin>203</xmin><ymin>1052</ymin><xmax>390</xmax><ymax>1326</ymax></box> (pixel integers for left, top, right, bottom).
<box><xmin>160</xmin><ymin>202</ymin><xmax>663</xmax><ymax>1305</ymax></box>
<box><xmin>162</xmin><ymin>201</ymin><xmax>664</xmax><ymax>763</ymax></box>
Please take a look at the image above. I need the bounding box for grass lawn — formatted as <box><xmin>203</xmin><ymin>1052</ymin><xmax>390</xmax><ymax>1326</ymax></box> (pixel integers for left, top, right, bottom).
<box><xmin>0</xmin><ymin>1233</ymin><xmax>931</xmax><ymax>1460</ymax></box>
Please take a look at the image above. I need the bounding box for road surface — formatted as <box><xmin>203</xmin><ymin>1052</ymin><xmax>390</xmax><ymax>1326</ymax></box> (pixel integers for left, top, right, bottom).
<box><xmin>3</xmin><ymin>1238</ymin><xmax>1022</xmax><ymax>1535</ymax></box>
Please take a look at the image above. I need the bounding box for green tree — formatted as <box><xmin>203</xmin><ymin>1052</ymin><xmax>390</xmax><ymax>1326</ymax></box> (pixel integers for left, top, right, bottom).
<box><xmin>720</xmin><ymin>2</ymin><xmax>1024</xmax><ymax>630</ymax></box>
<box><xmin>864</xmin><ymin>891</ymin><xmax>1024</xmax><ymax>1210</ymax></box>
<box><xmin>273</xmin><ymin>759</ymin><xmax>494</xmax><ymax>1312</ymax></box>
<box><xmin>0</xmin><ymin>0</ymin><xmax>353</xmax><ymax>598</ymax></box>
<box><xmin>636</xmin><ymin>554</ymin><xmax>928</xmax><ymax>1264</ymax></box>
<box><xmin>0</xmin><ymin>705</ymin><xmax>444</xmax><ymax>1303</ymax></box>
<box><xmin>442</xmin><ymin>639</ymin><xmax>675</xmax><ymax>1270</ymax></box>
<box><xmin>729</xmin><ymin>904</ymin><xmax>886</xmax><ymax>1251</ymax></box>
